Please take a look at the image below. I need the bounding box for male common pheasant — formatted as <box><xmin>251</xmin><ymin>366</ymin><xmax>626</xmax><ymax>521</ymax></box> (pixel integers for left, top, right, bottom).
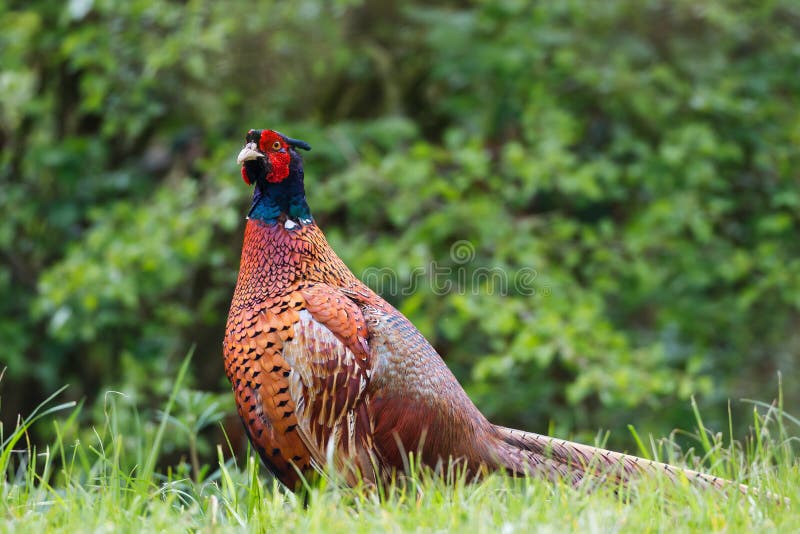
<box><xmin>223</xmin><ymin>128</ymin><xmax>734</xmax><ymax>493</ymax></box>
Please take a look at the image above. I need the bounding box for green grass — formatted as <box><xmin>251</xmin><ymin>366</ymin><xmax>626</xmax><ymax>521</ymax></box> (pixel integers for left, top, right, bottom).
<box><xmin>2</xmin><ymin>364</ymin><xmax>798</xmax><ymax>533</ymax></box>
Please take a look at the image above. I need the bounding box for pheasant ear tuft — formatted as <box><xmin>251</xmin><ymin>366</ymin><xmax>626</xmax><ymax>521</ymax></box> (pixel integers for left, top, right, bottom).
<box><xmin>281</xmin><ymin>135</ymin><xmax>312</xmax><ymax>151</ymax></box>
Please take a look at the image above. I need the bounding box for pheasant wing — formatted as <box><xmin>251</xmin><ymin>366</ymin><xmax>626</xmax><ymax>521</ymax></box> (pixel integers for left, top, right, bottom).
<box><xmin>280</xmin><ymin>283</ymin><xmax>375</xmax><ymax>480</ymax></box>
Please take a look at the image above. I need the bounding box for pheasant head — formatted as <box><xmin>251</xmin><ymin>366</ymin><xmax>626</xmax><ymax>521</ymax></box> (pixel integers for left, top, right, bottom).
<box><xmin>237</xmin><ymin>129</ymin><xmax>313</xmax><ymax>224</ymax></box>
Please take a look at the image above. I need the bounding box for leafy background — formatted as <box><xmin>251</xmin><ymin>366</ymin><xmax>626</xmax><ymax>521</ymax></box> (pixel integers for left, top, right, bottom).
<box><xmin>1</xmin><ymin>0</ymin><xmax>798</xmax><ymax>466</ymax></box>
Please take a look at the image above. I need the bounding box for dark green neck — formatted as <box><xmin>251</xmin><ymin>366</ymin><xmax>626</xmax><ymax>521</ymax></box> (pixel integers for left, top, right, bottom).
<box><xmin>249</xmin><ymin>166</ymin><xmax>312</xmax><ymax>225</ymax></box>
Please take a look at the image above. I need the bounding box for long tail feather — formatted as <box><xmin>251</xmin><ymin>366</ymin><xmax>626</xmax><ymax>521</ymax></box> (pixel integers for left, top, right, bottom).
<box><xmin>492</xmin><ymin>425</ymin><xmax>745</xmax><ymax>493</ymax></box>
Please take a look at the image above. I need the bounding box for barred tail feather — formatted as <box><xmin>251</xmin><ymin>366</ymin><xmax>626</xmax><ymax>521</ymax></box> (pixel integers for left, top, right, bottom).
<box><xmin>491</xmin><ymin>425</ymin><xmax>740</xmax><ymax>493</ymax></box>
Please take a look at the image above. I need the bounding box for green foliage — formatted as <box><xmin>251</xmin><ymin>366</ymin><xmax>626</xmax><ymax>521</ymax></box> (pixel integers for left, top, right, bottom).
<box><xmin>1</xmin><ymin>0</ymin><xmax>799</xmax><ymax>457</ymax></box>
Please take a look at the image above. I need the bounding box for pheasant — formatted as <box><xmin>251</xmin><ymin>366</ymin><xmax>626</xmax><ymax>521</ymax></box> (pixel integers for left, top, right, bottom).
<box><xmin>223</xmin><ymin>128</ymin><xmax>736</xmax><ymax>494</ymax></box>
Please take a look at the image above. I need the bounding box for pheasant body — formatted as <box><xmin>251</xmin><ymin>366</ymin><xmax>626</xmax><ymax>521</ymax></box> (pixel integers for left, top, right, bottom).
<box><xmin>224</xmin><ymin>129</ymin><xmax>737</xmax><ymax>493</ymax></box>
<box><xmin>224</xmin><ymin>216</ymin><xmax>501</xmax><ymax>486</ymax></box>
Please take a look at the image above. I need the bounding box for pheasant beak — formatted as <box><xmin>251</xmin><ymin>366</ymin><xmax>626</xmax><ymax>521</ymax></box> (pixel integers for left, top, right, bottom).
<box><xmin>237</xmin><ymin>142</ymin><xmax>264</xmax><ymax>165</ymax></box>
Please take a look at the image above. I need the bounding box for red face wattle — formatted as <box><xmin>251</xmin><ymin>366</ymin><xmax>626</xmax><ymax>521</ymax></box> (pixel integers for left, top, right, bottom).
<box><xmin>237</xmin><ymin>129</ymin><xmax>291</xmax><ymax>185</ymax></box>
<box><xmin>240</xmin><ymin>165</ymin><xmax>254</xmax><ymax>185</ymax></box>
<box><xmin>237</xmin><ymin>129</ymin><xmax>311</xmax><ymax>186</ymax></box>
<box><xmin>257</xmin><ymin>130</ymin><xmax>291</xmax><ymax>183</ymax></box>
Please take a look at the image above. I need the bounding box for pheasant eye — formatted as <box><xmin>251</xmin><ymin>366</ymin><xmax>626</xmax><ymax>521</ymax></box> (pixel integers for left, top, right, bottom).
<box><xmin>272</xmin><ymin>141</ymin><xmax>281</xmax><ymax>150</ymax></box>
